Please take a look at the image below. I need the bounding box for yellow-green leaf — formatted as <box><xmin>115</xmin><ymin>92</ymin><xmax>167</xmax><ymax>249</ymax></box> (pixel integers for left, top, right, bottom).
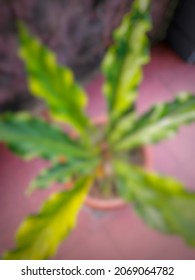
<box><xmin>102</xmin><ymin>0</ymin><xmax>151</xmax><ymax>125</ymax></box>
<box><xmin>114</xmin><ymin>93</ymin><xmax>195</xmax><ymax>151</ymax></box>
<box><xmin>18</xmin><ymin>22</ymin><xmax>91</xmax><ymax>135</ymax></box>
<box><xmin>3</xmin><ymin>176</ymin><xmax>93</xmax><ymax>260</ymax></box>
<box><xmin>115</xmin><ymin>160</ymin><xmax>195</xmax><ymax>245</ymax></box>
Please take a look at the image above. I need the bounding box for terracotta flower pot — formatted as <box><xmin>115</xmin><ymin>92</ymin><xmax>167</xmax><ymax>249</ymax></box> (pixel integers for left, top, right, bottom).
<box><xmin>84</xmin><ymin>115</ymin><xmax>152</xmax><ymax>211</ymax></box>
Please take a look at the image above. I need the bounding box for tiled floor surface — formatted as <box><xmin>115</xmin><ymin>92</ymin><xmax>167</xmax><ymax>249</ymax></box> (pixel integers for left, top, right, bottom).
<box><xmin>0</xmin><ymin>43</ymin><xmax>195</xmax><ymax>259</ymax></box>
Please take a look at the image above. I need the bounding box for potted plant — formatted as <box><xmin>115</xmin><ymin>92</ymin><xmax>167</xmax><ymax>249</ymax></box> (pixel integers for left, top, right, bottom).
<box><xmin>1</xmin><ymin>0</ymin><xmax>195</xmax><ymax>260</ymax></box>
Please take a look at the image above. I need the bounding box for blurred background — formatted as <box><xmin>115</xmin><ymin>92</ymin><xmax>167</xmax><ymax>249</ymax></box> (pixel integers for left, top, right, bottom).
<box><xmin>0</xmin><ymin>0</ymin><xmax>195</xmax><ymax>259</ymax></box>
<box><xmin>0</xmin><ymin>0</ymin><xmax>180</xmax><ymax>113</ymax></box>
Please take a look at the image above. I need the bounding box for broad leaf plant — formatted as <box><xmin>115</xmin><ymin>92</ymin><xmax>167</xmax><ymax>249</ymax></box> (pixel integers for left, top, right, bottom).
<box><xmin>1</xmin><ymin>0</ymin><xmax>195</xmax><ymax>259</ymax></box>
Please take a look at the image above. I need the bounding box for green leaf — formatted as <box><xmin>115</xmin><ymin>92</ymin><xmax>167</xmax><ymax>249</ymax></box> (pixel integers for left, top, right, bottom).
<box><xmin>102</xmin><ymin>0</ymin><xmax>151</xmax><ymax>124</ymax></box>
<box><xmin>114</xmin><ymin>93</ymin><xmax>195</xmax><ymax>151</ymax></box>
<box><xmin>18</xmin><ymin>22</ymin><xmax>91</xmax><ymax>136</ymax></box>
<box><xmin>0</xmin><ymin>113</ymin><xmax>93</xmax><ymax>161</ymax></box>
<box><xmin>29</xmin><ymin>158</ymin><xmax>99</xmax><ymax>192</ymax></box>
<box><xmin>115</xmin><ymin>160</ymin><xmax>195</xmax><ymax>245</ymax></box>
<box><xmin>3</xmin><ymin>176</ymin><xmax>93</xmax><ymax>260</ymax></box>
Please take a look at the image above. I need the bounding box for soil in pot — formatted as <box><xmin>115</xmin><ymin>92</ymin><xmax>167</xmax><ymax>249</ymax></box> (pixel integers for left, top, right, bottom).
<box><xmin>85</xmin><ymin>117</ymin><xmax>152</xmax><ymax>210</ymax></box>
<box><xmin>88</xmin><ymin>147</ymin><xmax>146</xmax><ymax>201</ymax></box>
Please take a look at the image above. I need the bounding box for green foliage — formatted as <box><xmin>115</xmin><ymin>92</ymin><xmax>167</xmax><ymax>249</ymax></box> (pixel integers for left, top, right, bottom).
<box><xmin>0</xmin><ymin>113</ymin><xmax>95</xmax><ymax>161</ymax></box>
<box><xmin>102</xmin><ymin>0</ymin><xmax>151</xmax><ymax>127</ymax></box>
<box><xmin>29</xmin><ymin>158</ymin><xmax>99</xmax><ymax>193</ymax></box>
<box><xmin>113</xmin><ymin>93</ymin><xmax>195</xmax><ymax>150</ymax></box>
<box><xmin>3</xmin><ymin>177</ymin><xmax>93</xmax><ymax>260</ymax></box>
<box><xmin>18</xmin><ymin>23</ymin><xmax>91</xmax><ymax>137</ymax></box>
<box><xmin>1</xmin><ymin>0</ymin><xmax>195</xmax><ymax>260</ymax></box>
<box><xmin>115</xmin><ymin>161</ymin><xmax>195</xmax><ymax>245</ymax></box>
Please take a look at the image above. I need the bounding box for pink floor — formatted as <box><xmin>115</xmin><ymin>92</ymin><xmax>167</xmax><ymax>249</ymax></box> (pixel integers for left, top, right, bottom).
<box><xmin>0</xmin><ymin>43</ymin><xmax>195</xmax><ymax>260</ymax></box>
